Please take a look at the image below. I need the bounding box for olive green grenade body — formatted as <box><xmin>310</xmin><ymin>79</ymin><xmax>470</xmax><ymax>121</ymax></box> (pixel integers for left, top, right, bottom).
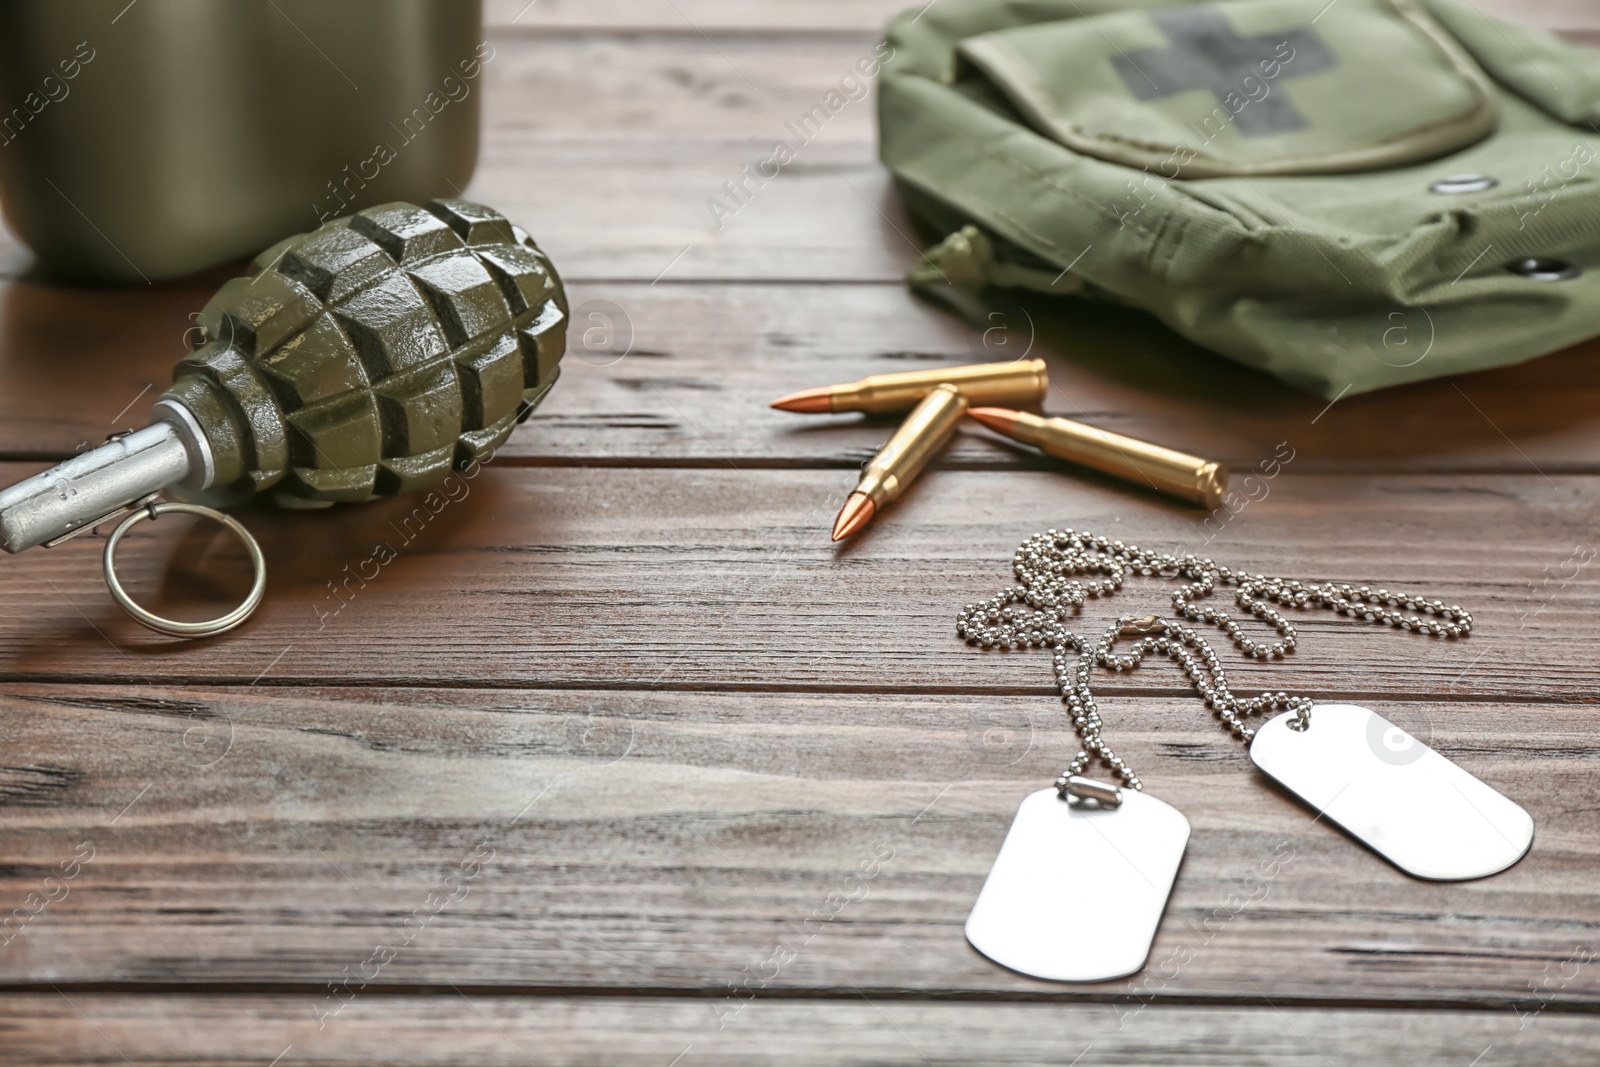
<box><xmin>171</xmin><ymin>198</ymin><xmax>566</xmax><ymax>507</ymax></box>
<box><xmin>0</xmin><ymin>198</ymin><xmax>565</xmax><ymax>553</ymax></box>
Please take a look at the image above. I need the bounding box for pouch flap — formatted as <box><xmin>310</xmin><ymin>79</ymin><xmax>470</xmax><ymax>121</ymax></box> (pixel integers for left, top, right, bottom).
<box><xmin>1423</xmin><ymin>0</ymin><xmax>1600</xmax><ymax>127</ymax></box>
<box><xmin>956</xmin><ymin>0</ymin><xmax>1499</xmax><ymax>177</ymax></box>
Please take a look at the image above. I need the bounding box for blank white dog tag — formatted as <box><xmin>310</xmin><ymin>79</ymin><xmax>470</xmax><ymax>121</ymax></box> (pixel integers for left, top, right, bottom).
<box><xmin>966</xmin><ymin>785</ymin><xmax>1189</xmax><ymax>981</ymax></box>
<box><xmin>1251</xmin><ymin>704</ymin><xmax>1533</xmax><ymax>881</ymax></box>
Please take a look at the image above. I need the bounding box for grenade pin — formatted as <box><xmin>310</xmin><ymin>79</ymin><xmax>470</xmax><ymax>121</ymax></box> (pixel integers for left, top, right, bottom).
<box><xmin>0</xmin><ymin>414</ymin><xmax>243</xmax><ymax>637</ymax></box>
<box><xmin>0</xmin><ymin>197</ymin><xmax>569</xmax><ymax>638</ymax></box>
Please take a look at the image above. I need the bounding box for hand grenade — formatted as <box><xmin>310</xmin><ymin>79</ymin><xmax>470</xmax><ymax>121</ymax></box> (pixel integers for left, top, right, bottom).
<box><xmin>0</xmin><ymin>198</ymin><xmax>567</xmax><ymax>634</ymax></box>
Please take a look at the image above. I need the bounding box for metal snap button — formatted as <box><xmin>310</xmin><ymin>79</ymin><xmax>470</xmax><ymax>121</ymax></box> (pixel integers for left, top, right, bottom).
<box><xmin>1507</xmin><ymin>257</ymin><xmax>1581</xmax><ymax>282</ymax></box>
<box><xmin>1429</xmin><ymin>174</ymin><xmax>1498</xmax><ymax>194</ymax></box>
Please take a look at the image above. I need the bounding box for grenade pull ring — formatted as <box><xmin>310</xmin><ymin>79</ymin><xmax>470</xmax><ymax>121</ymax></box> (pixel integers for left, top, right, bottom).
<box><xmin>100</xmin><ymin>496</ymin><xmax>267</xmax><ymax>639</ymax></box>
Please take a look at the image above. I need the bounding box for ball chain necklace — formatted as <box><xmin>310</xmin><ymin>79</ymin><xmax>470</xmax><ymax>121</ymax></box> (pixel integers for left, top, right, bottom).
<box><xmin>957</xmin><ymin>528</ymin><xmax>1533</xmax><ymax>983</ymax></box>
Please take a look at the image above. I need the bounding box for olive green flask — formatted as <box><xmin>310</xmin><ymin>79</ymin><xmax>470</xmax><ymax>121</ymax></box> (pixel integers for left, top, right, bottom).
<box><xmin>0</xmin><ymin>0</ymin><xmax>484</xmax><ymax>282</ymax></box>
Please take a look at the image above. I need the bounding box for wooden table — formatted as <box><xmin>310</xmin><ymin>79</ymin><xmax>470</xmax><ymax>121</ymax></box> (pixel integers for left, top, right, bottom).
<box><xmin>3</xmin><ymin>2</ymin><xmax>1598</xmax><ymax>1063</ymax></box>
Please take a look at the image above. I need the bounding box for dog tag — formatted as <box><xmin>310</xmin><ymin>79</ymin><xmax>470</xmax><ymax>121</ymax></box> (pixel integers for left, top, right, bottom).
<box><xmin>1250</xmin><ymin>704</ymin><xmax>1533</xmax><ymax>881</ymax></box>
<box><xmin>966</xmin><ymin>786</ymin><xmax>1189</xmax><ymax>981</ymax></box>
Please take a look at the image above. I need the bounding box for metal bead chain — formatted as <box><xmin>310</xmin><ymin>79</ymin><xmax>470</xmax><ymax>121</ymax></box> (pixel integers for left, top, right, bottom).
<box><xmin>955</xmin><ymin>528</ymin><xmax>1472</xmax><ymax>792</ymax></box>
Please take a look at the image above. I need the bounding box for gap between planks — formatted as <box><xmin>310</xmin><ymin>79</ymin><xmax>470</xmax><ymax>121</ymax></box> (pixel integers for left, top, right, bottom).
<box><xmin>2</xmin><ymin>981</ymin><xmax>1599</xmax><ymax>1014</ymax></box>
<box><xmin>0</xmin><ymin>676</ymin><xmax>1593</xmax><ymax>705</ymax></box>
<box><xmin>7</xmin><ymin>994</ymin><xmax>1598</xmax><ymax>1067</ymax></box>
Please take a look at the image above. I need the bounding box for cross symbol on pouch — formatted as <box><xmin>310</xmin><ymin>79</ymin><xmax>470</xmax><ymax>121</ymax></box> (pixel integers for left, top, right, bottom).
<box><xmin>1113</xmin><ymin>5</ymin><xmax>1337</xmax><ymax>136</ymax></box>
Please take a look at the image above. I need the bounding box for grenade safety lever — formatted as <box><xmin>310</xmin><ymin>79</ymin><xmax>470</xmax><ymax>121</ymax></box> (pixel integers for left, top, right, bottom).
<box><xmin>0</xmin><ymin>197</ymin><xmax>568</xmax><ymax>635</ymax></box>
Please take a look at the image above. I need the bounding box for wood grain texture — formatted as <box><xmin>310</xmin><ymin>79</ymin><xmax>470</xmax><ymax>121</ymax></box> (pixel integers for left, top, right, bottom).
<box><xmin>4</xmin><ymin>995</ymin><xmax>1597</xmax><ymax>1067</ymax></box>
<box><xmin>0</xmin><ymin>684</ymin><xmax>1594</xmax><ymax>1007</ymax></box>
<box><xmin>0</xmin><ymin>1</ymin><xmax>1596</xmax><ymax>1061</ymax></box>
<box><xmin>5</xmin><ymin>278</ymin><xmax>1600</xmax><ymax>471</ymax></box>
<box><xmin>0</xmin><ymin>465</ymin><xmax>1597</xmax><ymax>698</ymax></box>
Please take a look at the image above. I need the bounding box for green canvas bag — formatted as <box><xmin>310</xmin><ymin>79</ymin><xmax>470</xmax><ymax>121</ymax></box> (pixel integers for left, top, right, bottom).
<box><xmin>879</xmin><ymin>0</ymin><xmax>1600</xmax><ymax>397</ymax></box>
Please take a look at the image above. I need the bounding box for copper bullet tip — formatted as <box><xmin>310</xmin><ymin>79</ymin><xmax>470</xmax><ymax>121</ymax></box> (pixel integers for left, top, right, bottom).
<box><xmin>770</xmin><ymin>386</ymin><xmax>835</xmax><ymax>414</ymax></box>
<box><xmin>831</xmin><ymin>492</ymin><xmax>876</xmax><ymax>541</ymax></box>
<box><xmin>966</xmin><ymin>406</ymin><xmax>1021</xmax><ymax>435</ymax></box>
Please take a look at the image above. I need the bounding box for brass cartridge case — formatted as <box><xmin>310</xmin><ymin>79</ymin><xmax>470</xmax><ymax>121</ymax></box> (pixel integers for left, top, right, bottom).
<box><xmin>973</xmin><ymin>409</ymin><xmax>1228</xmax><ymax>510</ymax></box>
<box><xmin>774</xmin><ymin>359</ymin><xmax>1047</xmax><ymax>415</ymax></box>
<box><xmin>857</xmin><ymin>384</ymin><xmax>968</xmax><ymax>507</ymax></box>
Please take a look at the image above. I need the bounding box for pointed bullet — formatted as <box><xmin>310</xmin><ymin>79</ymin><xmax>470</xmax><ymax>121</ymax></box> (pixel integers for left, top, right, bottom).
<box><xmin>965</xmin><ymin>406</ymin><xmax>1021</xmax><ymax>436</ymax></box>
<box><xmin>770</xmin><ymin>386</ymin><xmax>835</xmax><ymax>413</ymax></box>
<box><xmin>831</xmin><ymin>492</ymin><xmax>876</xmax><ymax>541</ymax></box>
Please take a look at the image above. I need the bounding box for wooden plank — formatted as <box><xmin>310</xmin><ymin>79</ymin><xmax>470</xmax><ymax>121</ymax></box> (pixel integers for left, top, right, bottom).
<box><xmin>0</xmin><ymin>684</ymin><xmax>1594</xmax><ymax>1006</ymax></box>
<box><xmin>4</xmin><ymin>995</ymin><xmax>1597</xmax><ymax>1066</ymax></box>
<box><xmin>474</xmin><ymin>34</ymin><xmax>878</xmax><ymax>144</ymax></box>
<box><xmin>6</xmin><ymin>277</ymin><xmax>1600</xmax><ymax>472</ymax></box>
<box><xmin>0</xmin><ymin>465</ymin><xmax>1596</xmax><ymax>696</ymax></box>
<box><xmin>3</xmin><ymin>463</ymin><xmax>1600</xmax><ymax>697</ymax></box>
<box><xmin>471</xmin><ymin>141</ymin><xmax>903</xmax><ymax>285</ymax></box>
<box><xmin>463</xmin><ymin>32</ymin><xmax>897</xmax><ymax>284</ymax></box>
